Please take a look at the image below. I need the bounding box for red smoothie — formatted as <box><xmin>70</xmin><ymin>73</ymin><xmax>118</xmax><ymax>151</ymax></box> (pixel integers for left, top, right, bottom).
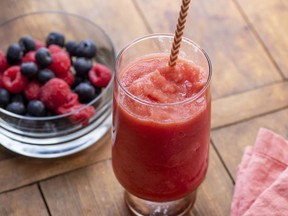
<box><xmin>112</xmin><ymin>54</ymin><xmax>211</xmax><ymax>202</ymax></box>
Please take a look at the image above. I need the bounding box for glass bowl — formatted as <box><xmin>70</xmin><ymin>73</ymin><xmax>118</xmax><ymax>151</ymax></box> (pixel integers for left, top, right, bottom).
<box><xmin>0</xmin><ymin>11</ymin><xmax>115</xmax><ymax>158</ymax></box>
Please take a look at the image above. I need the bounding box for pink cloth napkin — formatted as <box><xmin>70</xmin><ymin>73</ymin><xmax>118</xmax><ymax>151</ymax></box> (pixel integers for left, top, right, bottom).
<box><xmin>230</xmin><ymin>128</ymin><xmax>288</xmax><ymax>216</ymax></box>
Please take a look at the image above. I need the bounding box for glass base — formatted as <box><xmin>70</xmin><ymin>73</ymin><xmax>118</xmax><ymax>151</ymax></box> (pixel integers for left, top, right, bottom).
<box><xmin>0</xmin><ymin>114</ymin><xmax>112</xmax><ymax>158</ymax></box>
<box><xmin>125</xmin><ymin>191</ymin><xmax>196</xmax><ymax>216</ymax></box>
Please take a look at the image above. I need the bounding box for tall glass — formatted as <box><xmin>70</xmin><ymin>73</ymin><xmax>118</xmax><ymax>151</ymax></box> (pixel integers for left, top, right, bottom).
<box><xmin>112</xmin><ymin>34</ymin><xmax>212</xmax><ymax>215</ymax></box>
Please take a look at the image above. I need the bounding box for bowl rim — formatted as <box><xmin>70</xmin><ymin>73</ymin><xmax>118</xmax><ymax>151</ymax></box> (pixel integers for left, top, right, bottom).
<box><xmin>0</xmin><ymin>10</ymin><xmax>116</xmax><ymax>121</ymax></box>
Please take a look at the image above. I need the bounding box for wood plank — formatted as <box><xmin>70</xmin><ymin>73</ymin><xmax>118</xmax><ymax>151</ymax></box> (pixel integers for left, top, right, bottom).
<box><xmin>212</xmin><ymin>108</ymin><xmax>288</xmax><ymax>180</ymax></box>
<box><xmin>40</xmin><ymin>146</ymin><xmax>233</xmax><ymax>216</ymax></box>
<box><xmin>134</xmin><ymin>0</ymin><xmax>282</xmax><ymax>99</ymax></box>
<box><xmin>0</xmin><ymin>0</ymin><xmax>149</xmax><ymax>51</ymax></box>
<box><xmin>237</xmin><ymin>0</ymin><xmax>288</xmax><ymax>78</ymax></box>
<box><xmin>0</xmin><ymin>146</ymin><xmax>18</xmax><ymax>160</ymax></box>
<box><xmin>0</xmin><ymin>132</ymin><xmax>111</xmax><ymax>193</ymax></box>
<box><xmin>212</xmin><ymin>81</ymin><xmax>288</xmax><ymax>129</ymax></box>
<box><xmin>0</xmin><ymin>184</ymin><xmax>49</xmax><ymax>216</ymax></box>
<box><xmin>40</xmin><ymin>160</ymin><xmax>130</xmax><ymax>216</ymax></box>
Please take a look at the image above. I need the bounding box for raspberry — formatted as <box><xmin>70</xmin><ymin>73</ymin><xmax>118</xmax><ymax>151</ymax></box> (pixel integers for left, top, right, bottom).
<box><xmin>0</xmin><ymin>73</ymin><xmax>3</xmax><ymax>88</ymax></box>
<box><xmin>57</xmin><ymin>103</ymin><xmax>95</xmax><ymax>125</ymax></box>
<box><xmin>89</xmin><ymin>63</ymin><xmax>112</xmax><ymax>88</ymax></box>
<box><xmin>70</xmin><ymin>105</ymin><xmax>95</xmax><ymax>125</ymax></box>
<box><xmin>22</xmin><ymin>51</ymin><xmax>37</xmax><ymax>64</ymax></box>
<box><xmin>39</xmin><ymin>78</ymin><xmax>71</xmax><ymax>110</ymax></box>
<box><xmin>56</xmin><ymin>92</ymin><xmax>79</xmax><ymax>112</ymax></box>
<box><xmin>2</xmin><ymin>66</ymin><xmax>28</xmax><ymax>94</ymax></box>
<box><xmin>58</xmin><ymin>71</ymin><xmax>75</xmax><ymax>86</ymax></box>
<box><xmin>49</xmin><ymin>51</ymin><xmax>71</xmax><ymax>76</ymax></box>
<box><xmin>0</xmin><ymin>51</ymin><xmax>9</xmax><ymax>73</ymax></box>
<box><xmin>24</xmin><ymin>80</ymin><xmax>41</xmax><ymax>100</ymax></box>
<box><xmin>48</xmin><ymin>45</ymin><xmax>63</xmax><ymax>54</ymax></box>
<box><xmin>34</xmin><ymin>39</ymin><xmax>45</xmax><ymax>50</ymax></box>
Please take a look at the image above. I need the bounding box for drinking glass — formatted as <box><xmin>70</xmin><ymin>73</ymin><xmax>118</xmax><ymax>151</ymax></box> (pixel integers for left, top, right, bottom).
<box><xmin>112</xmin><ymin>34</ymin><xmax>212</xmax><ymax>215</ymax></box>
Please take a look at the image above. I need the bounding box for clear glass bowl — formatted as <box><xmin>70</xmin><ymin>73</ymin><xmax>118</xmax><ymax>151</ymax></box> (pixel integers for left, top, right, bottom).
<box><xmin>0</xmin><ymin>11</ymin><xmax>115</xmax><ymax>158</ymax></box>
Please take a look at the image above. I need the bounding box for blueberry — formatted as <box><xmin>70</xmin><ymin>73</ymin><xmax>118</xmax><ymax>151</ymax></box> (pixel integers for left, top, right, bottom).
<box><xmin>6</xmin><ymin>43</ymin><xmax>23</xmax><ymax>65</ymax></box>
<box><xmin>11</xmin><ymin>93</ymin><xmax>25</xmax><ymax>104</ymax></box>
<box><xmin>38</xmin><ymin>68</ymin><xmax>55</xmax><ymax>83</ymax></box>
<box><xmin>72</xmin><ymin>76</ymin><xmax>84</xmax><ymax>89</ymax></box>
<box><xmin>94</xmin><ymin>86</ymin><xmax>102</xmax><ymax>97</ymax></box>
<box><xmin>27</xmin><ymin>100</ymin><xmax>46</xmax><ymax>117</ymax></box>
<box><xmin>0</xmin><ymin>88</ymin><xmax>10</xmax><ymax>108</ymax></box>
<box><xmin>6</xmin><ymin>102</ymin><xmax>26</xmax><ymax>115</ymax></box>
<box><xmin>20</xmin><ymin>62</ymin><xmax>38</xmax><ymax>78</ymax></box>
<box><xmin>72</xmin><ymin>76</ymin><xmax>92</xmax><ymax>89</ymax></box>
<box><xmin>76</xmin><ymin>40</ymin><xmax>96</xmax><ymax>58</ymax></box>
<box><xmin>19</xmin><ymin>36</ymin><xmax>35</xmax><ymax>53</ymax></box>
<box><xmin>46</xmin><ymin>32</ymin><xmax>65</xmax><ymax>47</ymax></box>
<box><xmin>35</xmin><ymin>48</ymin><xmax>52</xmax><ymax>67</ymax></box>
<box><xmin>74</xmin><ymin>82</ymin><xmax>96</xmax><ymax>103</ymax></box>
<box><xmin>65</xmin><ymin>40</ymin><xmax>78</xmax><ymax>56</ymax></box>
<box><xmin>73</xmin><ymin>58</ymin><xmax>92</xmax><ymax>76</ymax></box>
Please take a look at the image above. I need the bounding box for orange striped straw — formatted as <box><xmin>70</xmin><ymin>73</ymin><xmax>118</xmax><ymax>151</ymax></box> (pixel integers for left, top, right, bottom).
<box><xmin>169</xmin><ymin>0</ymin><xmax>191</xmax><ymax>67</ymax></box>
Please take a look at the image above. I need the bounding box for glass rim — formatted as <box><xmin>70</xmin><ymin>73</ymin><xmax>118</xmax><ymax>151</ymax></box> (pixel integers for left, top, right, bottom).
<box><xmin>0</xmin><ymin>10</ymin><xmax>116</xmax><ymax>121</ymax></box>
<box><xmin>115</xmin><ymin>33</ymin><xmax>212</xmax><ymax>107</ymax></box>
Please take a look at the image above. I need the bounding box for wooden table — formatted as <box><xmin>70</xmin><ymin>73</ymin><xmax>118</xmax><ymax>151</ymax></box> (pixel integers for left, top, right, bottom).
<box><xmin>0</xmin><ymin>0</ymin><xmax>287</xmax><ymax>215</ymax></box>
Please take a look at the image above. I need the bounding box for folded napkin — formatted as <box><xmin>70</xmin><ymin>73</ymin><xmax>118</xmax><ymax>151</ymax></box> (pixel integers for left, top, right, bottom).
<box><xmin>230</xmin><ymin>128</ymin><xmax>288</xmax><ymax>216</ymax></box>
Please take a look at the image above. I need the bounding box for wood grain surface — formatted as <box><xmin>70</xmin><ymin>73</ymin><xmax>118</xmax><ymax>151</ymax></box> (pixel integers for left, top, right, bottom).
<box><xmin>0</xmin><ymin>0</ymin><xmax>287</xmax><ymax>215</ymax></box>
<box><xmin>212</xmin><ymin>108</ymin><xmax>288</xmax><ymax>180</ymax></box>
<box><xmin>134</xmin><ymin>0</ymin><xmax>282</xmax><ymax>99</ymax></box>
<box><xmin>237</xmin><ymin>0</ymin><xmax>288</xmax><ymax>78</ymax></box>
<box><xmin>0</xmin><ymin>185</ymin><xmax>49</xmax><ymax>216</ymax></box>
<box><xmin>0</xmin><ymin>132</ymin><xmax>111</xmax><ymax>193</ymax></box>
<box><xmin>211</xmin><ymin>82</ymin><xmax>288</xmax><ymax>129</ymax></box>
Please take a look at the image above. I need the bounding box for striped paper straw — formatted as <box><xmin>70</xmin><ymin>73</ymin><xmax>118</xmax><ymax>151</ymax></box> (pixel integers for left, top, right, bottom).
<box><xmin>169</xmin><ymin>0</ymin><xmax>191</xmax><ymax>67</ymax></box>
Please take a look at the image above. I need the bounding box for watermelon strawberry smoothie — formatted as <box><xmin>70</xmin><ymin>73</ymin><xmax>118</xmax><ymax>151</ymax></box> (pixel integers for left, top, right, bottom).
<box><xmin>112</xmin><ymin>35</ymin><xmax>211</xmax><ymax>207</ymax></box>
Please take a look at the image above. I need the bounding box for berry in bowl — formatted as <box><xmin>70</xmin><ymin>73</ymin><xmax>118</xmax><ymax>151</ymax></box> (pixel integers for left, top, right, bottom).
<box><xmin>0</xmin><ymin>12</ymin><xmax>115</xmax><ymax>158</ymax></box>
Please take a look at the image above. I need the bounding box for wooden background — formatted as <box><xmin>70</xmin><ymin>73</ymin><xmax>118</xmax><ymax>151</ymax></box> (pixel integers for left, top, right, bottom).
<box><xmin>0</xmin><ymin>0</ymin><xmax>287</xmax><ymax>215</ymax></box>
